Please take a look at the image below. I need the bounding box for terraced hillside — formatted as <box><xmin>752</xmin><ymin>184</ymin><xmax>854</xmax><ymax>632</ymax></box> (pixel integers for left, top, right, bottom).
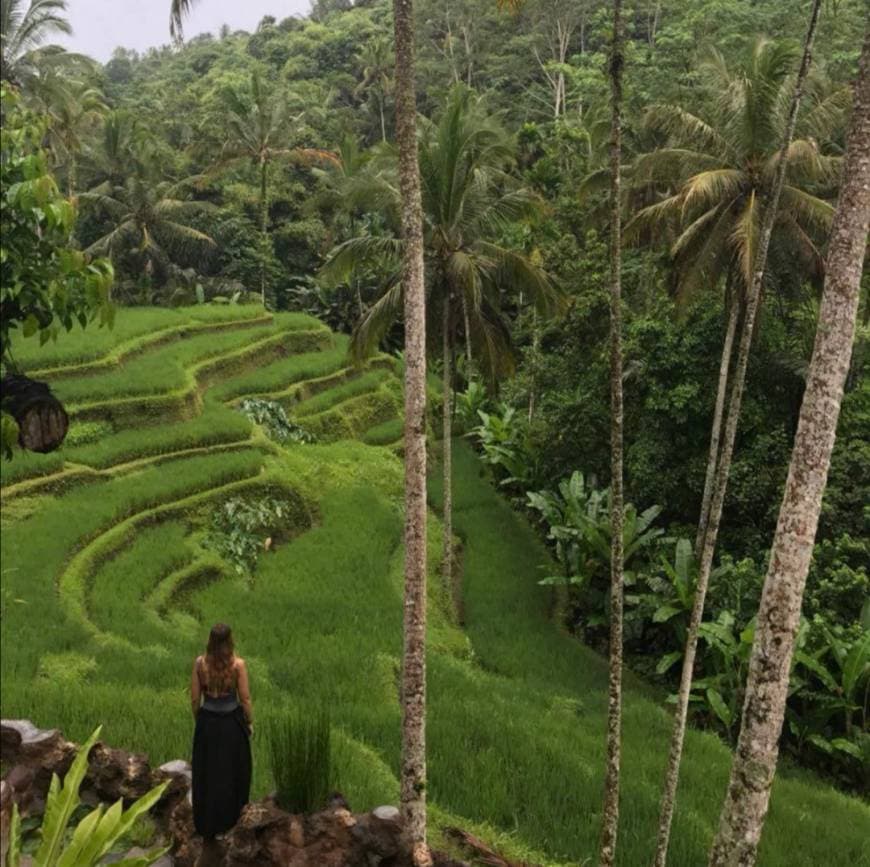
<box><xmin>1</xmin><ymin>307</ymin><xmax>867</xmax><ymax>866</ymax></box>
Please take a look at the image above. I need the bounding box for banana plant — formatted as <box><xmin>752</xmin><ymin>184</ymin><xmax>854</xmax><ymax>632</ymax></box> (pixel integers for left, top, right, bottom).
<box><xmin>528</xmin><ymin>472</ymin><xmax>663</xmax><ymax>633</ymax></box>
<box><xmin>793</xmin><ymin>625</ymin><xmax>870</xmax><ymax>748</ymax></box>
<box><xmin>678</xmin><ymin>610</ymin><xmax>755</xmax><ymax>741</ymax></box>
<box><xmin>639</xmin><ymin>538</ymin><xmax>729</xmax><ymax>668</ymax></box>
<box><xmin>5</xmin><ymin>726</ymin><xmax>169</xmax><ymax>867</ymax></box>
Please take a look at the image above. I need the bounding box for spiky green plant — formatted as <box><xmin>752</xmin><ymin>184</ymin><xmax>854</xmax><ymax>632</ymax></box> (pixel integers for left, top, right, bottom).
<box><xmin>268</xmin><ymin>707</ymin><xmax>333</xmax><ymax>814</ymax></box>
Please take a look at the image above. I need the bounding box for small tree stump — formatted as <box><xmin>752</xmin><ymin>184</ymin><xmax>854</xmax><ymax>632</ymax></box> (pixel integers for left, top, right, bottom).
<box><xmin>1</xmin><ymin>375</ymin><xmax>69</xmax><ymax>453</ymax></box>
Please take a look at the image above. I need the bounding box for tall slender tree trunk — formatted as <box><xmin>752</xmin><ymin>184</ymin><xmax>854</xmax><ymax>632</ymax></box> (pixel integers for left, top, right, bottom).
<box><xmin>380</xmin><ymin>95</ymin><xmax>387</xmax><ymax>143</ymax></box>
<box><xmin>393</xmin><ymin>0</ymin><xmax>431</xmax><ymax>863</ymax></box>
<box><xmin>709</xmin><ymin>28</ymin><xmax>870</xmax><ymax>866</ymax></box>
<box><xmin>528</xmin><ymin>310</ymin><xmax>541</xmax><ymax>423</ymax></box>
<box><xmin>598</xmin><ymin>2</ymin><xmax>624</xmax><ymax>864</ymax></box>
<box><xmin>442</xmin><ymin>295</ymin><xmax>453</xmax><ymax>597</ymax></box>
<box><xmin>259</xmin><ymin>155</ymin><xmax>268</xmax><ymax>309</ymax></box>
<box><xmin>651</xmin><ymin>5</ymin><xmax>823</xmax><ymax>865</ymax></box>
<box><xmin>460</xmin><ymin>291</ymin><xmax>474</xmax><ymax>377</ymax></box>
<box><xmin>695</xmin><ymin>281</ymin><xmax>740</xmax><ymax>557</ymax></box>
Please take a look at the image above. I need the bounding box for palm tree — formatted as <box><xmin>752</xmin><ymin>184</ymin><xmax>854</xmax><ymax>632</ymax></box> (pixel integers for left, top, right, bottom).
<box><xmin>32</xmin><ymin>72</ymin><xmax>108</xmax><ymax>197</ymax></box>
<box><xmin>80</xmin><ymin>153</ymin><xmax>216</xmax><ymax>291</ymax></box>
<box><xmin>598</xmin><ymin>2</ymin><xmax>624</xmax><ymax>865</ymax></box>
<box><xmin>355</xmin><ymin>35</ymin><xmax>394</xmax><ymax>143</ymax></box>
<box><xmin>208</xmin><ymin>69</ymin><xmax>336</xmax><ymax>308</ymax></box>
<box><xmin>648</xmin><ymin>7</ymin><xmax>828</xmax><ymax>864</ymax></box>
<box><xmin>323</xmin><ymin>86</ymin><xmax>559</xmax><ymax>602</ymax></box>
<box><xmin>710</xmin><ymin>25</ymin><xmax>870</xmax><ymax>867</ymax></box>
<box><xmin>628</xmin><ymin>38</ymin><xmax>844</xmax><ymax>552</ymax></box>
<box><xmin>1</xmin><ymin>0</ymin><xmax>90</xmax><ymax>89</ymax></box>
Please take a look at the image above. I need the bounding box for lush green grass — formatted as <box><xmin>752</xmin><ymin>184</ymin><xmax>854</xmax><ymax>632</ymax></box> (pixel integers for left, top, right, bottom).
<box><xmin>1</xmin><ymin>311</ymin><xmax>866</xmax><ymax>867</ymax></box>
<box><xmin>295</xmin><ymin>368</ymin><xmax>392</xmax><ymax>417</ymax></box>
<box><xmin>14</xmin><ymin>305</ymin><xmax>273</xmax><ymax>369</ymax></box>
<box><xmin>51</xmin><ymin>314</ymin><xmax>326</xmax><ymax>404</ymax></box>
<box><xmin>211</xmin><ymin>334</ymin><xmax>352</xmax><ymax>402</ymax></box>
<box><xmin>361</xmin><ymin>417</ymin><xmax>404</xmax><ymax>446</ymax></box>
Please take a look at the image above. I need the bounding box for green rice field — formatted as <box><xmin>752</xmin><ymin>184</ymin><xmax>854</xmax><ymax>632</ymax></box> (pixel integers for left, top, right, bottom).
<box><xmin>1</xmin><ymin>306</ymin><xmax>867</xmax><ymax>866</ymax></box>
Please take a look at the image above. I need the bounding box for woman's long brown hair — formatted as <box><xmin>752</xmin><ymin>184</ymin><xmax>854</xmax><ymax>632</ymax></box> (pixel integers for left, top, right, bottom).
<box><xmin>203</xmin><ymin>623</ymin><xmax>235</xmax><ymax>693</ymax></box>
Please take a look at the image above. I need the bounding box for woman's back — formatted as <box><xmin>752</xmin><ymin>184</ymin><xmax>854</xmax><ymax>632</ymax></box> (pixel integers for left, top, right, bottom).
<box><xmin>191</xmin><ymin>624</ymin><xmax>253</xmax><ymax>840</ymax></box>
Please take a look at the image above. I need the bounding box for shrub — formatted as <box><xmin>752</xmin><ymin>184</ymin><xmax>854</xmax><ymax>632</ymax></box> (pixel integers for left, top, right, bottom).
<box><xmin>268</xmin><ymin>707</ymin><xmax>333</xmax><ymax>813</ymax></box>
<box><xmin>203</xmin><ymin>494</ymin><xmax>298</xmax><ymax>577</ymax></box>
<box><xmin>238</xmin><ymin>398</ymin><xmax>316</xmax><ymax>444</ymax></box>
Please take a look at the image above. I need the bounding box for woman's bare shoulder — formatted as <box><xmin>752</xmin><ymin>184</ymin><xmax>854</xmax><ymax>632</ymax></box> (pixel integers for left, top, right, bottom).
<box><xmin>234</xmin><ymin>656</ymin><xmax>247</xmax><ymax>669</ymax></box>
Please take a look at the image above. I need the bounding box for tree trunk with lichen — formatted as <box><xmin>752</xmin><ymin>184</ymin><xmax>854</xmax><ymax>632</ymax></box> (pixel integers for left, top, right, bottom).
<box><xmin>694</xmin><ymin>282</ymin><xmax>739</xmax><ymax>557</ymax></box>
<box><xmin>650</xmin><ymin>6</ymin><xmax>824</xmax><ymax>865</ymax></box>
<box><xmin>393</xmin><ymin>0</ymin><xmax>431</xmax><ymax>864</ymax></box>
<box><xmin>708</xmin><ymin>27</ymin><xmax>870</xmax><ymax>867</ymax></box>
<box><xmin>442</xmin><ymin>294</ymin><xmax>454</xmax><ymax>598</ymax></box>
<box><xmin>598</xmin><ymin>2</ymin><xmax>624</xmax><ymax>865</ymax></box>
<box><xmin>259</xmin><ymin>155</ymin><xmax>269</xmax><ymax>309</ymax></box>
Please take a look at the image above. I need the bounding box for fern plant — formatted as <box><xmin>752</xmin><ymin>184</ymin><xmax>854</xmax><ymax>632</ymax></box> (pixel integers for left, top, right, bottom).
<box><xmin>5</xmin><ymin>726</ymin><xmax>169</xmax><ymax>867</ymax></box>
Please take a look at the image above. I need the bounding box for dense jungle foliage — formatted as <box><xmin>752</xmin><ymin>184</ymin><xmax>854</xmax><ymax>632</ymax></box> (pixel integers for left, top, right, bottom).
<box><xmin>1</xmin><ymin>0</ymin><xmax>867</xmax><ymax>801</ymax></box>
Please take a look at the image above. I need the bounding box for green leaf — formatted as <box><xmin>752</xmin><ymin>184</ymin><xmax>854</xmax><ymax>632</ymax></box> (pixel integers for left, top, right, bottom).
<box><xmin>830</xmin><ymin>738</ymin><xmax>862</xmax><ymax>758</ymax></box>
<box><xmin>808</xmin><ymin>733</ymin><xmax>833</xmax><ymax>754</ymax></box>
<box><xmin>706</xmin><ymin>688</ymin><xmax>732</xmax><ymax>728</ymax></box>
<box><xmin>841</xmin><ymin>631</ymin><xmax>870</xmax><ymax>701</ymax></box>
<box><xmin>653</xmin><ymin>604</ymin><xmax>682</xmax><ymax>623</ymax></box>
<box><xmin>656</xmin><ymin>651</ymin><xmax>683</xmax><ymax>675</ymax></box>
<box><xmin>56</xmin><ymin>806</ymin><xmax>105</xmax><ymax>867</ymax></box>
<box><xmin>8</xmin><ymin>801</ymin><xmax>22</xmax><ymax>867</ymax></box>
<box><xmin>34</xmin><ymin>726</ymin><xmax>102</xmax><ymax>866</ymax></box>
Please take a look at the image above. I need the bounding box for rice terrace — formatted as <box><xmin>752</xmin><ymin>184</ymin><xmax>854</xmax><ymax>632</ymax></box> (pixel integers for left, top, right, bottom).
<box><xmin>1</xmin><ymin>0</ymin><xmax>869</xmax><ymax>865</ymax></box>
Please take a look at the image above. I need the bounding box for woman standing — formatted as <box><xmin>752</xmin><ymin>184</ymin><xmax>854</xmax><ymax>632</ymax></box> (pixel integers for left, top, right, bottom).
<box><xmin>190</xmin><ymin>623</ymin><xmax>253</xmax><ymax>840</ymax></box>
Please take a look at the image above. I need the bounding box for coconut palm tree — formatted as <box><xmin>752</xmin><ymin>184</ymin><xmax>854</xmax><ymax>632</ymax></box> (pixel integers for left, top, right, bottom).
<box><xmin>208</xmin><ymin>69</ymin><xmax>336</xmax><ymax>308</ymax></box>
<box><xmin>31</xmin><ymin>72</ymin><xmax>108</xmax><ymax>197</ymax></box>
<box><xmin>1</xmin><ymin>0</ymin><xmax>91</xmax><ymax>89</ymax></box>
<box><xmin>646</xmin><ymin>8</ymin><xmax>829</xmax><ymax>864</ymax></box>
<box><xmin>79</xmin><ymin>153</ymin><xmax>215</xmax><ymax>293</ymax></box>
<box><xmin>355</xmin><ymin>34</ymin><xmax>394</xmax><ymax>143</ymax></box>
<box><xmin>628</xmin><ymin>38</ymin><xmax>845</xmax><ymax>553</ymax></box>
<box><xmin>709</xmin><ymin>24</ymin><xmax>870</xmax><ymax>867</ymax></box>
<box><xmin>322</xmin><ymin>86</ymin><xmax>559</xmax><ymax>601</ymax></box>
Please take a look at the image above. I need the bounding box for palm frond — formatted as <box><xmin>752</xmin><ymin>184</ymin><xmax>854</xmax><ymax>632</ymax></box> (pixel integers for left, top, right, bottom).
<box><xmin>643</xmin><ymin>104</ymin><xmax>733</xmax><ymax>160</ymax></box>
<box><xmin>169</xmin><ymin>0</ymin><xmax>198</xmax><ymax>41</ymax></box>
<box><xmin>350</xmin><ymin>278</ymin><xmax>403</xmax><ymax>361</ymax></box>
<box><xmin>680</xmin><ymin>169</ymin><xmax>745</xmax><ymax>220</ymax></box>
<box><xmin>631</xmin><ymin>148</ymin><xmax>724</xmax><ymax>185</ymax></box>
<box><xmin>730</xmin><ymin>190</ymin><xmax>761</xmax><ymax>289</ymax></box>
<box><xmin>779</xmin><ymin>186</ymin><xmax>835</xmax><ymax>237</ymax></box>
<box><xmin>320</xmin><ymin>236</ymin><xmax>403</xmax><ymax>287</ymax></box>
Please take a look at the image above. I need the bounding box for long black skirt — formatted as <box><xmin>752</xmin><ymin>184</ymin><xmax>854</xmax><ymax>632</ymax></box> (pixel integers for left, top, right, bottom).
<box><xmin>192</xmin><ymin>707</ymin><xmax>252</xmax><ymax>838</ymax></box>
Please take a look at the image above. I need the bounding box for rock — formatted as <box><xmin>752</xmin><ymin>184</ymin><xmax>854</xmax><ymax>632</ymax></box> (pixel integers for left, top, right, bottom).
<box><xmin>0</xmin><ymin>721</ymin><xmax>76</xmax><ymax>809</ymax></box>
<box><xmin>168</xmin><ymin>798</ymin><xmax>202</xmax><ymax>867</ymax></box>
<box><xmin>86</xmin><ymin>743</ymin><xmax>152</xmax><ymax>802</ymax></box>
<box><xmin>372</xmin><ymin>805</ymin><xmax>401</xmax><ymax>822</ymax></box>
<box><xmin>0</xmin><ymin>720</ymin><xmax>76</xmax><ymax>781</ymax></box>
<box><xmin>152</xmin><ymin>759</ymin><xmax>192</xmax><ymax>806</ymax></box>
<box><xmin>288</xmin><ymin>817</ymin><xmax>305</xmax><ymax>848</ymax></box>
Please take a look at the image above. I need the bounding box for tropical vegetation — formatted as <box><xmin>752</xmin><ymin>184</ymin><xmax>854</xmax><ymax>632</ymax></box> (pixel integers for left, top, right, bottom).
<box><xmin>1</xmin><ymin>0</ymin><xmax>868</xmax><ymax>865</ymax></box>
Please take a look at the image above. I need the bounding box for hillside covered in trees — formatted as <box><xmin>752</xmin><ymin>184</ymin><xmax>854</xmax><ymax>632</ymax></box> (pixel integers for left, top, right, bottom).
<box><xmin>0</xmin><ymin>0</ymin><xmax>868</xmax><ymax>864</ymax></box>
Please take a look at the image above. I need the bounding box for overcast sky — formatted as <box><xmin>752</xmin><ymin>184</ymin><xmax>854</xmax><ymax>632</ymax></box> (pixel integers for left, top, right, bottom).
<box><xmin>60</xmin><ymin>0</ymin><xmax>312</xmax><ymax>63</ymax></box>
